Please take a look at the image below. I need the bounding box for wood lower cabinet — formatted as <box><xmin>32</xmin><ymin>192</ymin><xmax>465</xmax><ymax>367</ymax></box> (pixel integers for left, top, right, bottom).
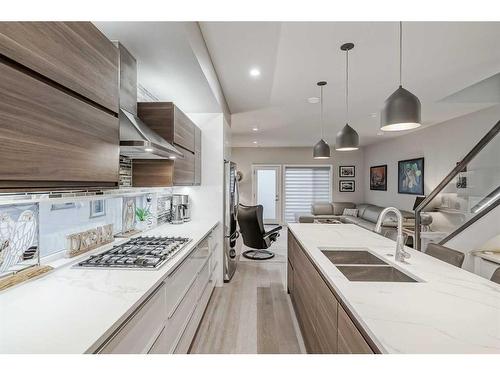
<box><xmin>0</xmin><ymin>22</ymin><xmax>119</xmax><ymax>113</ymax></box>
<box><xmin>291</xmin><ymin>233</ymin><xmax>321</xmax><ymax>353</ymax></box>
<box><xmin>338</xmin><ymin>306</ymin><xmax>374</xmax><ymax>354</ymax></box>
<box><xmin>288</xmin><ymin>230</ymin><xmax>376</xmax><ymax>354</ymax></box>
<box><xmin>316</xmin><ymin>272</ymin><xmax>339</xmax><ymax>353</ymax></box>
<box><xmin>0</xmin><ymin>60</ymin><xmax>119</xmax><ymax>189</ymax></box>
<box><xmin>287</xmin><ymin>261</ymin><xmax>294</xmax><ymax>295</ymax></box>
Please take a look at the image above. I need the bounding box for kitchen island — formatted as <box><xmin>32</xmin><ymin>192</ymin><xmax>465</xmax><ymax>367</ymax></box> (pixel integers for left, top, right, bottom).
<box><xmin>0</xmin><ymin>220</ymin><xmax>219</xmax><ymax>354</ymax></box>
<box><xmin>287</xmin><ymin>223</ymin><xmax>500</xmax><ymax>354</ymax></box>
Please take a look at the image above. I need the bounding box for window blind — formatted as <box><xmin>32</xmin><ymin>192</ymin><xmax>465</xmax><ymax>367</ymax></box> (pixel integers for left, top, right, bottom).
<box><xmin>284</xmin><ymin>166</ymin><xmax>331</xmax><ymax>223</ymax></box>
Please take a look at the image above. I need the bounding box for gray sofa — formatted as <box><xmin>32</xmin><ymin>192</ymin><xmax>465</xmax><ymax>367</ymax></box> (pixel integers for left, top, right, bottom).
<box><xmin>297</xmin><ymin>202</ymin><xmax>422</xmax><ymax>232</ymax></box>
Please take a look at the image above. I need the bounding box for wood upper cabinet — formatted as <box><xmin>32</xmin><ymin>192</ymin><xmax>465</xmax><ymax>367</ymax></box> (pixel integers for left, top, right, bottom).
<box><xmin>116</xmin><ymin>42</ymin><xmax>137</xmax><ymax>115</ymax></box>
<box><xmin>137</xmin><ymin>102</ymin><xmax>195</xmax><ymax>152</ymax></box>
<box><xmin>132</xmin><ymin>160</ymin><xmax>173</xmax><ymax>188</ymax></box>
<box><xmin>173</xmin><ymin>150</ymin><xmax>196</xmax><ymax>186</ymax></box>
<box><xmin>0</xmin><ymin>61</ymin><xmax>119</xmax><ymax>189</ymax></box>
<box><xmin>138</xmin><ymin>102</ymin><xmax>201</xmax><ymax>186</ymax></box>
<box><xmin>0</xmin><ymin>22</ymin><xmax>119</xmax><ymax>113</ymax></box>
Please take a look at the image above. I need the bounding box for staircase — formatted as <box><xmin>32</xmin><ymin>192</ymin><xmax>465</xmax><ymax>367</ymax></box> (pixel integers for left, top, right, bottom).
<box><xmin>415</xmin><ymin>120</ymin><xmax>500</xmax><ymax>266</ymax></box>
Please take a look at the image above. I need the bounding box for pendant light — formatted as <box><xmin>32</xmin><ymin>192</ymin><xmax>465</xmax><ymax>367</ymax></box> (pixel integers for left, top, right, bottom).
<box><xmin>336</xmin><ymin>43</ymin><xmax>359</xmax><ymax>151</ymax></box>
<box><xmin>313</xmin><ymin>81</ymin><xmax>331</xmax><ymax>159</ymax></box>
<box><xmin>380</xmin><ymin>22</ymin><xmax>421</xmax><ymax>131</ymax></box>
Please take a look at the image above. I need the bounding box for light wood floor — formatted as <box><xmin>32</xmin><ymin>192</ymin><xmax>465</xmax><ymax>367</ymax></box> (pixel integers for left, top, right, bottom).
<box><xmin>190</xmin><ymin>231</ymin><xmax>305</xmax><ymax>354</ymax></box>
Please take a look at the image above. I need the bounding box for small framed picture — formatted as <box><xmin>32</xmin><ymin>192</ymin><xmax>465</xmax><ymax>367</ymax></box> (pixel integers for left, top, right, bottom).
<box><xmin>339</xmin><ymin>166</ymin><xmax>355</xmax><ymax>178</ymax></box>
<box><xmin>370</xmin><ymin>165</ymin><xmax>387</xmax><ymax>191</ymax></box>
<box><xmin>339</xmin><ymin>180</ymin><xmax>355</xmax><ymax>192</ymax></box>
<box><xmin>90</xmin><ymin>199</ymin><xmax>106</xmax><ymax>218</ymax></box>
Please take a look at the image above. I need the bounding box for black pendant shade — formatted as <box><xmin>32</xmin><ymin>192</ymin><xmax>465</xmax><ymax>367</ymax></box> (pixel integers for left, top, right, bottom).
<box><xmin>336</xmin><ymin>124</ymin><xmax>359</xmax><ymax>151</ymax></box>
<box><xmin>313</xmin><ymin>81</ymin><xmax>330</xmax><ymax>159</ymax></box>
<box><xmin>381</xmin><ymin>22</ymin><xmax>422</xmax><ymax>132</ymax></box>
<box><xmin>336</xmin><ymin>42</ymin><xmax>359</xmax><ymax>151</ymax></box>
<box><xmin>380</xmin><ymin>85</ymin><xmax>421</xmax><ymax>131</ymax></box>
<box><xmin>313</xmin><ymin>138</ymin><xmax>331</xmax><ymax>159</ymax></box>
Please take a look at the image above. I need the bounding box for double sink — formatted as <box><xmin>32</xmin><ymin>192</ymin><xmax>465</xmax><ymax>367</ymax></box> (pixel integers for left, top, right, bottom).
<box><xmin>321</xmin><ymin>249</ymin><xmax>419</xmax><ymax>282</ymax></box>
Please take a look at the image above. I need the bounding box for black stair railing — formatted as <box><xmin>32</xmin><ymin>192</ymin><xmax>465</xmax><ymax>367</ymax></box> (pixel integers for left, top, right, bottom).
<box><xmin>414</xmin><ymin>120</ymin><xmax>500</xmax><ymax>250</ymax></box>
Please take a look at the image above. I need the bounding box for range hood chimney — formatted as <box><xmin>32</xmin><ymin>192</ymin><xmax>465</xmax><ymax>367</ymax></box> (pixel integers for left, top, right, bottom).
<box><xmin>116</xmin><ymin>42</ymin><xmax>183</xmax><ymax>159</ymax></box>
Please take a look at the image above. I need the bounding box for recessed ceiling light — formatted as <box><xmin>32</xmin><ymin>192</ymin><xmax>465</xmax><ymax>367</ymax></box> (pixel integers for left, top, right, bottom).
<box><xmin>145</xmin><ymin>147</ymin><xmax>154</xmax><ymax>152</ymax></box>
<box><xmin>253</xmin><ymin>141</ymin><xmax>258</xmax><ymax>144</ymax></box>
<box><xmin>307</xmin><ymin>97</ymin><xmax>320</xmax><ymax>104</ymax></box>
<box><xmin>169</xmin><ymin>156</ymin><xmax>176</xmax><ymax>159</ymax></box>
<box><xmin>249</xmin><ymin>68</ymin><xmax>261</xmax><ymax>77</ymax></box>
<box><xmin>252</xmin><ymin>127</ymin><xmax>259</xmax><ymax>132</ymax></box>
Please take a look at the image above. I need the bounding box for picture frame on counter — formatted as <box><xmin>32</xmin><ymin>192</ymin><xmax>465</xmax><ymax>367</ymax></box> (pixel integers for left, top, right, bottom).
<box><xmin>339</xmin><ymin>180</ymin><xmax>355</xmax><ymax>192</ymax></box>
<box><xmin>339</xmin><ymin>165</ymin><xmax>355</xmax><ymax>178</ymax></box>
<box><xmin>370</xmin><ymin>165</ymin><xmax>387</xmax><ymax>191</ymax></box>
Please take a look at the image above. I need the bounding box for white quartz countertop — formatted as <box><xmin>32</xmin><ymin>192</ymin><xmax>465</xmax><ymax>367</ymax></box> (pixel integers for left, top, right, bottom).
<box><xmin>0</xmin><ymin>220</ymin><xmax>219</xmax><ymax>354</ymax></box>
<box><xmin>288</xmin><ymin>223</ymin><xmax>500</xmax><ymax>354</ymax></box>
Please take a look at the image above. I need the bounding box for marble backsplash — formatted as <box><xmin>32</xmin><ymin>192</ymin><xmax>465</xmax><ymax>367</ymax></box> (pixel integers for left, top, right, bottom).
<box><xmin>0</xmin><ymin>190</ymin><xmax>174</xmax><ymax>265</ymax></box>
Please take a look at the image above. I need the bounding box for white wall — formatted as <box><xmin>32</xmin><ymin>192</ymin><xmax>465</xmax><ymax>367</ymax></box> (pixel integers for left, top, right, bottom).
<box><xmin>363</xmin><ymin>105</ymin><xmax>500</xmax><ymax>211</ymax></box>
<box><xmin>231</xmin><ymin>146</ymin><xmax>365</xmax><ymax>207</ymax></box>
<box><xmin>176</xmin><ymin>112</ymin><xmax>225</xmax><ymax>285</ymax></box>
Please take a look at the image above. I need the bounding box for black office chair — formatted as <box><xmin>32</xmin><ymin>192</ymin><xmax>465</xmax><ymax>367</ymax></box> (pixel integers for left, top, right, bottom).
<box><xmin>237</xmin><ymin>204</ymin><xmax>282</xmax><ymax>260</ymax></box>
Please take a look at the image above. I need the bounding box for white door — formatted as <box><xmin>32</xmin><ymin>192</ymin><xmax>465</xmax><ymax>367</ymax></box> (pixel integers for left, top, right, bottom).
<box><xmin>252</xmin><ymin>165</ymin><xmax>282</xmax><ymax>224</ymax></box>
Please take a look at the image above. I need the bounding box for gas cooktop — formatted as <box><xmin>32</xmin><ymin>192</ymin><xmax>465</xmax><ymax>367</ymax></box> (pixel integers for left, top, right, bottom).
<box><xmin>75</xmin><ymin>236</ymin><xmax>191</xmax><ymax>270</ymax></box>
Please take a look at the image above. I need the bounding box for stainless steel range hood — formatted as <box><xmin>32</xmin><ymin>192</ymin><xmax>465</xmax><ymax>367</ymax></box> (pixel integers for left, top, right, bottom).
<box><xmin>116</xmin><ymin>42</ymin><xmax>182</xmax><ymax>159</ymax></box>
<box><xmin>119</xmin><ymin>108</ymin><xmax>183</xmax><ymax>159</ymax></box>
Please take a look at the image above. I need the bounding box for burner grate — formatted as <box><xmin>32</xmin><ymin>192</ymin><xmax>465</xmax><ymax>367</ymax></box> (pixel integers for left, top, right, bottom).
<box><xmin>75</xmin><ymin>236</ymin><xmax>191</xmax><ymax>270</ymax></box>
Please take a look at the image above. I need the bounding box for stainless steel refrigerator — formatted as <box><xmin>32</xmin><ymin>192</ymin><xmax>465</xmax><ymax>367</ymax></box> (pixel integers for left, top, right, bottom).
<box><xmin>223</xmin><ymin>160</ymin><xmax>239</xmax><ymax>282</ymax></box>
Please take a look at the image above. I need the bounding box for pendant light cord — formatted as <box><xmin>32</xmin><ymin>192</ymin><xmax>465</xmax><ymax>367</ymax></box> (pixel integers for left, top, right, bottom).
<box><xmin>320</xmin><ymin>84</ymin><xmax>324</xmax><ymax>139</ymax></box>
<box><xmin>345</xmin><ymin>48</ymin><xmax>349</xmax><ymax>124</ymax></box>
<box><xmin>399</xmin><ymin>21</ymin><xmax>403</xmax><ymax>87</ymax></box>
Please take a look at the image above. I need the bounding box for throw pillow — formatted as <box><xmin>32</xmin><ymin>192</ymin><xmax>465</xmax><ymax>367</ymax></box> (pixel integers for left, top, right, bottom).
<box><xmin>343</xmin><ymin>208</ymin><xmax>358</xmax><ymax>217</ymax></box>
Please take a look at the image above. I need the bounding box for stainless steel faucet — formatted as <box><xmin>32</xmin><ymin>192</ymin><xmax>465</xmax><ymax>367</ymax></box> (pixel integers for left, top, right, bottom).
<box><xmin>375</xmin><ymin>207</ymin><xmax>411</xmax><ymax>262</ymax></box>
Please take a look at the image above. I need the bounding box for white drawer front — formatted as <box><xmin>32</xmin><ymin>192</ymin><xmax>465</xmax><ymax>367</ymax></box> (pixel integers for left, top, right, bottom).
<box><xmin>166</xmin><ymin>253</ymin><xmax>198</xmax><ymax>317</ymax></box>
<box><xmin>196</xmin><ymin>257</ymin><xmax>211</xmax><ymax>301</ymax></box>
<box><xmin>99</xmin><ymin>283</ymin><xmax>166</xmax><ymax>354</ymax></box>
<box><xmin>163</xmin><ymin>274</ymin><xmax>198</xmax><ymax>353</ymax></box>
<box><xmin>148</xmin><ymin>326</ymin><xmax>168</xmax><ymax>354</ymax></box>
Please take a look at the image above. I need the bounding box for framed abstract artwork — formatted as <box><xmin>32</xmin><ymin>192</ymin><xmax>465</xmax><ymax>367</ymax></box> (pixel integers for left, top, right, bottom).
<box><xmin>370</xmin><ymin>165</ymin><xmax>387</xmax><ymax>191</ymax></box>
<box><xmin>398</xmin><ymin>158</ymin><xmax>424</xmax><ymax>195</ymax></box>
<box><xmin>339</xmin><ymin>166</ymin><xmax>355</xmax><ymax>178</ymax></box>
<box><xmin>339</xmin><ymin>180</ymin><xmax>355</xmax><ymax>192</ymax></box>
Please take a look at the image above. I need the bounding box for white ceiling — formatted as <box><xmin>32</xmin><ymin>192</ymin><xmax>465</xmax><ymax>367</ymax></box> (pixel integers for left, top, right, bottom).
<box><xmin>200</xmin><ymin>22</ymin><xmax>500</xmax><ymax>147</ymax></box>
<box><xmin>94</xmin><ymin>22</ymin><xmax>220</xmax><ymax>113</ymax></box>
